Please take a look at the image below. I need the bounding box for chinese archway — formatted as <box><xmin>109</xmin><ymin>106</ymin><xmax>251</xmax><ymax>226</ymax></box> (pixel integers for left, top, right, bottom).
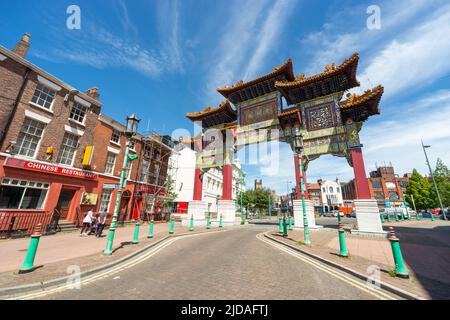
<box><xmin>182</xmin><ymin>53</ymin><xmax>385</xmax><ymax>235</ymax></box>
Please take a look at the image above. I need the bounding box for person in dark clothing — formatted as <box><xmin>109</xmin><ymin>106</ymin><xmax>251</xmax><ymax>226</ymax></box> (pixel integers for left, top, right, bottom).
<box><xmin>96</xmin><ymin>211</ymin><xmax>107</xmax><ymax>237</ymax></box>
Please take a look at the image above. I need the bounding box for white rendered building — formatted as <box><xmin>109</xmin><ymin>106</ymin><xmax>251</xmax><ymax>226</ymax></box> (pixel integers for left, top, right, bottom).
<box><xmin>318</xmin><ymin>178</ymin><xmax>344</xmax><ymax>212</ymax></box>
<box><xmin>169</xmin><ymin>145</ymin><xmax>245</xmax><ymax>216</ymax></box>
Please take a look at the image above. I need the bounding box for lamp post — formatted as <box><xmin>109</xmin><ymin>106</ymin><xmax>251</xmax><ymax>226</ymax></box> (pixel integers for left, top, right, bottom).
<box><xmin>422</xmin><ymin>140</ymin><xmax>447</xmax><ymax>220</ymax></box>
<box><xmin>292</xmin><ymin>128</ymin><xmax>311</xmax><ymax>246</ymax></box>
<box><xmin>104</xmin><ymin>114</ymin><xmax>140</xmax><ymax>256</ymax></box>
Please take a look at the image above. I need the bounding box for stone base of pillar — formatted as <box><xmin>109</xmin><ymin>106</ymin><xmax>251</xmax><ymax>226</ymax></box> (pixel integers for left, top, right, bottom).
<box><xmin>182</xmin><ymin>200</ymin><xmax>208</xmax><ymax>227</ymax></box>
<box><xmin>293</xmin><ymin>200</ymin><xmax>322</xmax><ymax>229</ymax></box>
<box><xmin>351</xmin><ymin>199</ymin><xmax>387</xmax><ymax>237</ymax></box>
<box><xmin>217</xmin><ymin>200</ymin><xmax>240</xmax><ymax>225</ymax></box>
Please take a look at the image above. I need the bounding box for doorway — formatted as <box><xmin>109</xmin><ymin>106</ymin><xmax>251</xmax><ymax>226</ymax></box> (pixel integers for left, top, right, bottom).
<box><xmin>57</xmin><ymin>190</ymin><xmax>75</xmax><ymax>219</ymax></box>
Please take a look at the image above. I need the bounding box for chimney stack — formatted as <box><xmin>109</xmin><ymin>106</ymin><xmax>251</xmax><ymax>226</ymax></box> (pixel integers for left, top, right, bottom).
<box><xmin>13</xmin><ymin>33</ymin><xmax>31</xmax><ymax>58</ymax></box>
<box><xmin>85</xmin><ymin>87</ymin><xmax>100</xmax><ymax>100</ymax></box>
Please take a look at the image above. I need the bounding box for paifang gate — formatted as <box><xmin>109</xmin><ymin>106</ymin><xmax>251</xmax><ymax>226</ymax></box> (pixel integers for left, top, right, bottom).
<box><xmin>181</xmin><ymin>53</ymin><xmax>385</xmax><ymax>235</ymax></box>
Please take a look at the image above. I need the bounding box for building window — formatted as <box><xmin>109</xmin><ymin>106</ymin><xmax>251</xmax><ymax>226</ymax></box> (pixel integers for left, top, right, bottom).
<box><xmin>0</xmin><ymin>178</ymin><xmax>49</xmax><ymax>210</ymax></box>
<box><xmin>69</xmin><ymin>102</ymin><xmax>88</xmax><ymax>124</ymax></box>
<box><xmin>57</xmin><ymin>132</ymin><xmax>79</xmax><ymax>166</ymax></box>
<box><xmin>329</xmin><ymin>187</ymin><xmax>334</xmax><ymax>193</ymax></box>
<box><xmin>125</xmin><ymin>162</ymin><xmax>133</xmax><ymax>180</ymax></box>
<box><xmin>323</xmin><ymin>187</ymin><xmax>326</xmax><ymax>193</ymax></box>
<box><xmin>374</xmin><ymin>191</ymin><xmax>385</xmax><ymax>199</ymax></box>
<box><xmin>16</xmin><ymin>118</ymin><xmax>46</xmax><ymax>158</ymax></box>
<box><xmin>389</xmin><ymin>192</ymin><xmax>399</xmax><ymax>200</ymax></box>
<box><xmin>129</xmin><ymin>139</ymin><xmax>136</xmax><ymax>150</ymax></box>
<box><xmin>385</xmin><ymin>182</ymin><xmax>397</xmax><ymax>189</ymax></box>
<box><xmin>111</xmin><ymin>130</ymin><xmax>121</xmax><ymax>144</ymax></box>
<box><xmin>336</xmin><ymin>187</ymin><xmax>340</xmax><ymax>193</ymax></box>
<box><xmin>104</xmin><ymin>152</ymin><xmax>116</xmax><ymax>175</ymax></box>
<box><xmin>372</xmin><ymin>181</ymin><xmax>382</xmax><ymax>189</ymax></box>
<box><xmin>140</xmin><ymin>159</ymin><xmax>150</xmax><ymax>183</ymax></box>
<box><xmin>31</xmin><ymin>83</ymin><xmax>56</xmax><ymax>110</ymax></box>
<box><xmin>99</xmin><ymin>189</ymin><xmax>113</xmax><ymax>213</ymax></box>
<box><xmin>144</xmin><ymin>144</ymin><xmax>152</xmax><ymax>158</ymax></box>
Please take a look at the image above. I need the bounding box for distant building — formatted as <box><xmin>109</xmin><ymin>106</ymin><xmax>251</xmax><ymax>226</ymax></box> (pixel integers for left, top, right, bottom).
<box><xmin>306</xmin><ymin>183</ymin><xmax>323</xmax><ymax>213</ymax></box>
<box><xmin>318</xmin><ymin>179</ymin><xmax>344</xmax><ymax>213</ymax></box>
<box><xmin>254</xmin><ymin>179</ymin><xmax>263</xmax><ymax>190</ymax></box>
<box><xmin>341</xmin><ymin>165</ymin><xmax>410</xmax><ymax>208</ymax></box>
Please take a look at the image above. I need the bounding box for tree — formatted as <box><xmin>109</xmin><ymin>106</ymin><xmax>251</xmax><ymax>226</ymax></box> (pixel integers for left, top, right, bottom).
<box><xmin>241</xmin><ymin>188</ymin><xmax>274</xmax><ymax>213</ymax></box>
<box><xmin>432</xmin><ymin>158</ymin><xmax>450</xmax><ymax>207</ymax></box>
<box><xmin>405</xmin><ymin>170</ymin><xmax>434</xmax><ymax>210</ymax></box>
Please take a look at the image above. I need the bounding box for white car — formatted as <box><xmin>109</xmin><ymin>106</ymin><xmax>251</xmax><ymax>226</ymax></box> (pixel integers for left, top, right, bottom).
<box><xmin>332</xmin><ymin>211</ymin><xmax>345</xmax><ymax>217</ymax></box>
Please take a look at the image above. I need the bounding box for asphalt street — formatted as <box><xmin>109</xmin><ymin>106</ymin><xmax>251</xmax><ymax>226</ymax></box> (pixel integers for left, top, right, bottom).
<box><xmin>26</xmin><ymin>225</ymin><xmax>400</xmax><ymax>300</ymax></box>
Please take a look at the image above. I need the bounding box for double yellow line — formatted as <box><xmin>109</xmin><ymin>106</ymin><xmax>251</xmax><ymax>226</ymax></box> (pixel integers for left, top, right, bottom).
<box><xmin>257</xmin><ymin>233</ymin><xmax>398</xmax><ymax>300</ymax></box>
<box><xmin>12</xmin><ymin>230</ymin><xmax>226</xmax><ymax>300</ymax></box>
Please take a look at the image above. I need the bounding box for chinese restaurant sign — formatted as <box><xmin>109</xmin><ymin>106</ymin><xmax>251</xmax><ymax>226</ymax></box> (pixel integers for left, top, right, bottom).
<box><xmin>4</xmin><ymin>158</ymin><xmax>98</xmax><ymax>180</ymax></box>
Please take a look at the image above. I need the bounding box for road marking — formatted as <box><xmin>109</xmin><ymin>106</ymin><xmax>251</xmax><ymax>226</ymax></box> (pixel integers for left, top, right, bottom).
<box><xmin>257</xmin><ymin>233</ymin><xmax>398</xmax><ymax>300</ymax></box>
<box><xmin>11</xmin><ymin>230</ymin><xmax>227</xmax><ymax>300</ymax></box>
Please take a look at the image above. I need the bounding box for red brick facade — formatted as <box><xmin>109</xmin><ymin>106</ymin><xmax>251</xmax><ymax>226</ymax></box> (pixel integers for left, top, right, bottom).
<box><xmin>0</xmin><ymin>35</ymin><xmax>172</xmax><ymax>235</ymax></box>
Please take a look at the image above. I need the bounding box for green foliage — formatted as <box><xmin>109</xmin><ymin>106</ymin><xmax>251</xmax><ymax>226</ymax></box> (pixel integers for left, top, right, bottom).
<box><xmin>241</xmin><ymin>188</ymin><xmax>275</xmax><ymax>212</ymax></box>
<box><xmin>432</xmin><ymin>158</ymin><xmax>450</xmax><ymax>207</ymax></box>
<box><xmin>406</xmin><ymin>159</ymin><xmax>450</xmax><ymax>209</ymax></box>
<box><xmin>405</xmin><ymin>170</ymin><xmax>434</xmax><ymax>210</ymax></box>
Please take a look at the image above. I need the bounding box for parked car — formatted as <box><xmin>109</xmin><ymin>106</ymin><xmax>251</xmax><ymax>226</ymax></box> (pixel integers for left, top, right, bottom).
<box><xmin>332</xmin><ymin>211</ymin><xmax>345</xmax><ymax>217</ymax></box>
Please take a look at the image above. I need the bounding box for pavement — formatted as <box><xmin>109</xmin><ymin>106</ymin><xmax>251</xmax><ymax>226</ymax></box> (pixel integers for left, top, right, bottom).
<box><xmin>0</xmin><ymin>222</ymin><xmax>216</xmax><ymax>289</ymax></box>
<box><xmin>269</xmin><ymin>217</ymin><xmax>450</xmax><ymax>299</ymax></box>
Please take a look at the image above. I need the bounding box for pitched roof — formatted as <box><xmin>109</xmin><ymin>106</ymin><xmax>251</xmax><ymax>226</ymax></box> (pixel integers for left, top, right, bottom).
<box><xmin>186</xmin><ymin>100</ymin><xmax>237</xmax><ymax>123</ymax></box>
<box><xmin>275</xmin><ymin>53</ymin><xmax>360</xmax><ymax>104</ymax></box>
<box><xmin>217</xmin><ymin>59</ymin><xmax>295</xmax><ymax>104</ymax></box>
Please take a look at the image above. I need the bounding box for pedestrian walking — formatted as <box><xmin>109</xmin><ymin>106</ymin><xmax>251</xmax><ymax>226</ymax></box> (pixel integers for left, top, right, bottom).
<box><xmin>80</xmin><ymin>209</ymin><xmax>94</xmax><ymax>236</ymax></box>
<box><xmin>96</xmin><ymin>211</ymin><xmax>107</xmax><ymax>238</ymax></box>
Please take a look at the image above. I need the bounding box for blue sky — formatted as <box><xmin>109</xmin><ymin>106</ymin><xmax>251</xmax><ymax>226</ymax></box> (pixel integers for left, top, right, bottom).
<box><xmin>1</xmin><ymin>0</ymin><xmax>450</xmax><ymax>194</ymax></box>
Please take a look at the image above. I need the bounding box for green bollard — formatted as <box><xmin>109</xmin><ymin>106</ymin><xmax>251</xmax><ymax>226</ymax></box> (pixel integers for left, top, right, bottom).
<box><xmin>147</xmin><ymin>219</ymin><xmax>154</xmax><ymax>238</ymax></box>
<box><xmin>338</xmin><ymin>223</ymin><xmax>349</xmax><ymax>258</ymax></box>
<box><xmin>400</xmin><ymin>210</ymin><xmax>405</xmax><ymax>221</ymax></box>
<box><xmin>388</xmin><ymin>227</ymin><xmax>409</xmax><ymax>278</ymax></box>
<box><xmin>380</xmin><ymin>213</ymin><xmax>385</xmax><ymax>223</ymax></box>
<box><xmin>189</xmin><ymin>215</ymin><xmax>194</xmax><ymax>232</ymax></box>
<box><xmin>288</xmin><ymin>216</ymin><xmax>293</xmax><ymax>231</ymax></box>
<box><xmin>283</xmin><ymin>216</ymin><xmax>288</xmax><ymax>237</ymax></box>
<box><xmin>169</xmin><ymin>218</ymin><xmax>175</xmax><ymax>234</ymax></box>
<box><xmin>415</xmin><ymin>212</ymin><xmax>420</xmax><ymax>221</ymax></box>
<box><xmin>387</xmin><ymin>212</ymin><xmax>391</xmax><ymax>222</ymax></box>
<box><xmin>394</xmin><ymin>211</ymin><xmax>399</xmax><ymax>222</ymax></box>
<box><xmin>431</xmin><ymin>212</ymin><xmax>435</xmax><ymax>221</ymax></box>
<box><xmin>206</xmin><ymin>215</ymin><xmax>211</xmax><ymax>230</ymax></box>
<box><xmin>19</xmin><ymin>224</ymin><xmax>42</xmax><ymax>274</ymax></box>
<box><xmin>278</xmin><ymin>217</ymin><xmax>283</xmax><ymax>234</ymax></box>
<box><xmin>132</xmin><ymin>222</ymin><xmax>140</xmax><ymax>244</ymax></box>
<box><xmin>219</xmin><ymin>214</ymin><xmax>223</xmax><ymax>228</ymax></box>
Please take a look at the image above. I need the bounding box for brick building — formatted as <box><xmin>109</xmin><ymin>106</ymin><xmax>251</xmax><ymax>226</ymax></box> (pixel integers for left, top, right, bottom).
<box><xmin>341</xmin><ymin>165</ymin><xmax>410</xmax><ymax>208</ymax></box>
<box><xmin>0</xmin><ymin>34</ymin><xmax>172</xmax><ymax>235</ymax></box>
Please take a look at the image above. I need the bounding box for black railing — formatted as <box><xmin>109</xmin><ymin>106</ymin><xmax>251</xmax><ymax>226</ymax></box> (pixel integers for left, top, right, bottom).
<box><xmin>45</xmin><ymin>208</ymin><xmax>62</xmax><ymax>234</ymax></box>
<box><xmin>0</xmin><ymin>211</ymin><xmax>53</xmax><ymax>239</ymax></box>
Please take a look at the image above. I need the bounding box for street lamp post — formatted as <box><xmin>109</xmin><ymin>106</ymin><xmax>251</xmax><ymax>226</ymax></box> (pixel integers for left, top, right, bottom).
<box><xmin>104</xmin><ymin>114</ymin><xmax>140</xmax><ymax>256</ymax></box>
<box><xmin>292</xmin><ymin>128</ymin><xmax>311</xmax><ymax>246</ymax></box>
<box><xmin>422</xmin><ymin>140</ymin><xmax>447</xmax><ymax>221</ymax></box>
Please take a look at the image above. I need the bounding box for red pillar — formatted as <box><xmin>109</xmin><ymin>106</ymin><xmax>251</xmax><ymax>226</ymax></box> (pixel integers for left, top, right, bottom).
<box><xmin>193</xmin><ymin>168</ymin><xmax>203</xmax><ymax>201</ymax></box>
<box><xmin>350</xmin><ymin>147</ymin><xmax>371</xmax><ymax>199</ymax></box>
<box><xmin>222</xmin><ymin>164</ymin><xmax>233</xmax><ymax>201</ymax></box>
<box><xmin>294</xmin><ymin>155</ymin><xmax>309</xmax><ymax>200</ymax></box>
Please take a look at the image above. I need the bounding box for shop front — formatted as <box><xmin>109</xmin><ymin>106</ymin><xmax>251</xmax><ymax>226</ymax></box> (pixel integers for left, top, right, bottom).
<box><xmin>0</xmin><ymin>156</ymin><xmax>98</xmax><ymax>233</ymax></box>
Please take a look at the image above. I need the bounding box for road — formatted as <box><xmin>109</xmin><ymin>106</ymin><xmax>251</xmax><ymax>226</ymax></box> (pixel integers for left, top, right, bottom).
<box><xmin>25</xmin><ymin>225</ymin><xmax>399</xmax><ymax>300</ymax></box>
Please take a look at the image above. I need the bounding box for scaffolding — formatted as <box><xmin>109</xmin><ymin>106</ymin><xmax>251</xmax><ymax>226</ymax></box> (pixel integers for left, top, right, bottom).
<box><xmin>131</xmin><ymin>129</ymin><xmax>179</xmax><ymax>222</ymax></box>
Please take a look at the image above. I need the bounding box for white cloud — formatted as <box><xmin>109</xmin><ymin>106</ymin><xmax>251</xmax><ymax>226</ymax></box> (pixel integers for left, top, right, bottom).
<box><xmin>204</xmin><ymin>0</ymin><xmax>298</xmax><ymax>103</ymax></box>
<box><xmin>243</xmin><ymin>0</ymin><xmax>297</xmax><ymax>80</ymax></box>
<box><xmin>358</xmin><ymin>4</ymin><xmax>450</xmax><ymax>97</ymax></box>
